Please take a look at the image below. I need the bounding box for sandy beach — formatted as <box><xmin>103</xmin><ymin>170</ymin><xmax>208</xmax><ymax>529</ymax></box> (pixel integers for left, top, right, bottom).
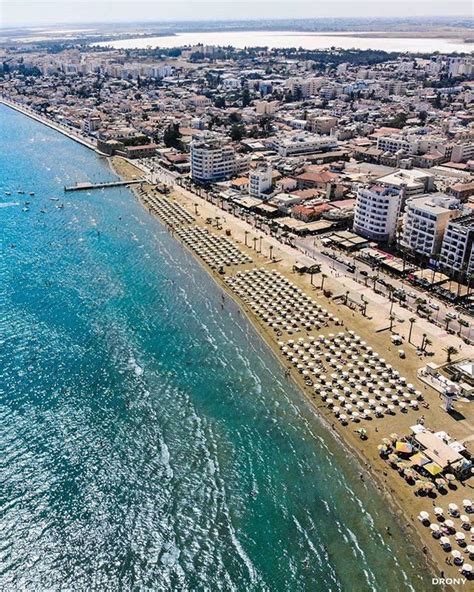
<box><xmin>109</xmin><ymin>155</ymin><xmax>473</xmax><ymax>589</ymax></box>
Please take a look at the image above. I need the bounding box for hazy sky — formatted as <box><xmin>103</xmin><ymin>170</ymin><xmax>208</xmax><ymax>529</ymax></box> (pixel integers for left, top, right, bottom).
<box><xmin>2</xmin><ymin>0</ymin><xmax>472</xmax><ymax>27</ymax></box>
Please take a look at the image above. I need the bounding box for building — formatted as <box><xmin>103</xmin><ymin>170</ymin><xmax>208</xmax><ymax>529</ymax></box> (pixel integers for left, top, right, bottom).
<box><xmin>439</xmin><ymin>213</ymin><xmax>474</xmax><ymax>278</ymax></box>
<box><xmin>400</xmin><ymin>193</ymin><xmax>462</xmax><ymax>259</ymax></box>
<box><xmin>249</xmin><ymin>165</ymin><xmax>273</xmax><ymax>198</ymax></box>
<box><xmin>190</xmin><ymin>135</ymin><xmax>245</xmax><ymax>182</ymax></box>
<box><xmin>287</xmin><ymin>77</ymin><xmax>324</xmax><ymax>98</ymax></box>
<box><xmin>308</xmin><ymin>115</ymin><xmax>338</xmax><ymax>135</ymax></box>
<box><xmin>125</xmin><ymin>144</ymin><xmax>158</xmax><ymax>159</ymax></box>
<box><xmin>83</xmin><ymin>115</ymin><xmax>101</xmax><ymax>134</ymax></box>
<box><xmin>378</xmin><ymin>169</ymin><xmax>435</xmax><ymax>198</ymax></box>
<box><xmin>270</xmin><ymin>133</ymin><xmax>337</xmax><ymax>157</ymax></box>
<box><xmin>352</xmin><ymin>185</ymin><xmax>403</xmax><ymax>243</ymax></box>
<box><xmin>255</xmin><ymin>100</ymin><xmax>278</xmax><ymax>116</ymax></box>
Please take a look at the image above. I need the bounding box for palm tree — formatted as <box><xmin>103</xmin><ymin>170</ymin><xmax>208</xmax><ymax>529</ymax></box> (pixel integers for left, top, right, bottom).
<box><xmin>408</xmin><ymin>317</ymin><xmax>416</xmax><ymax>344</ymax></box>
<box><xmin>320</xmin><ymin>273</ymin><xmax>327</xmax><ymax>291</ymax></box>
<box><xmin>421</xmin><ymin>333</ymin><xmax>427</xmax><ymax>351</ymax></box>
<box><xmin>344</xmin><ymin>290</ymin><xmax>350</xmax><ymax>305</ymax></box>
<box><xmin>444</xmin><ymin>346</ymin><xmax>458</xmax><ymax>363</ymax></box>
<box><xmin>389</xmin><ymin>314</ymin><xmax>395</xmax><ymax>333</ymax></box>
<box><xmin>387</xmin><ymin>285</ymin><xmax>395</xmax><ymax>314</ymax></box>
<box><xmin>445</xmin><ymin>317</ymin><xmax>452</xmax><ymax>332</ymax></box>
<box><xmin>244</xmin><ymin>230</ymin><xmax>249</xmax><ymax>247</ymax></box>
<box><xmin>424</xmin><ymin>337</ymin><xmax>433</xmax><ymax>352</ymax></box>
<box><xmin>415</xmin><ymin>298</ymin><xmax>424</xmax><ymax>313</ymax></box>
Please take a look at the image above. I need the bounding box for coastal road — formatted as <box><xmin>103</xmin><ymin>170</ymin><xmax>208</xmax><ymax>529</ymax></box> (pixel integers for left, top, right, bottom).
<box><xmin>296</xmin><ymin>236</ymin><xmax>473</xmax><ymax>343</ymax></box>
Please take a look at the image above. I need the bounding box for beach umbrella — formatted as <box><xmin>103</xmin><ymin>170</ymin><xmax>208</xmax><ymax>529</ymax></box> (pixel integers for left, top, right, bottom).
<box><xmin>449</xmin><ymin>503</ymin><xmax>459</xmax><ymax>514</ymax></box>
<box><xmin>463</xmin><ymin>499</ymin><xmax>473</xmax><ymax>509</ymax></box>
<box><xmin>455</xmin><ymin>532</ymin><xmax>466</xmax><ymax>542</ymax></box>
<box><xmin>462</xmin><ymin>563</ymin><xmax>472</xmax><ymax>574</ymax></box>
<box><xmin>451</xmin><ymin>550</ymin><xmax>462</xmax><ymax>560</ymax></box>
<box><xmin>395</xmin><ymin>441</ymin><xmax>413</xmax><ymax>454</ymax></box>
<box><xmin>445</xmin><ymin>519</ymin><xmax>455</xmax><ymax>529</ymax></box>
<box><xmin>434</xmin><ymin>506</ymin><xmax>444</xmax><ymax>516</ymax></box>
<box><xmin>430</xmin><ymin>524</ymin><xmax>440</xmax><ymax>533</ymax></box>
<box><xmin>466</xmin><ymin>544</ymin><xmax>474</xmax><ymax>556</ymax></box>
<box><xmin>445</xmin><ymin>473</ymin><xmax>455</xmax><ymax>482</ymax></box>
<box><xmin>388</xmin><ymin>453</ymin><xmax>399</xmax><ymax>465</ymax></box>
<box><xmin>424</xmin><ymin>462</ymin><xmax>443</xmax><ymax>476</ymax></box>
<box><xmin>419</xmin><ymin>511</ymin><xmax>430</xmax><ymax>522</ymax></box>
<box><xmin>440</xmin><ymin>536</ymin><xmax>451</xmax><ymax>547</ymax></box>
<box><xmin>461</xmin><ymin>515</ymin><xmax>470</xmax><ymax>526</ymax></box>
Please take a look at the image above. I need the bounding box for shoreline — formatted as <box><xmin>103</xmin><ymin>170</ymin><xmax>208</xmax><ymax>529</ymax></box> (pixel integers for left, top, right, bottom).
<box><xmin>0</xmin><ymin>98</ymin><xmax>97</xmax><ymax>151</ymax></box>
<box><xmin>109</xmin><ymin>156</ymin><xmax>445</xmax><ymax>590</ymax></box>
<box><xmin>2</xmin><ymin>103</ymin><xmax>463</xmax><ymax>589</ymax></box>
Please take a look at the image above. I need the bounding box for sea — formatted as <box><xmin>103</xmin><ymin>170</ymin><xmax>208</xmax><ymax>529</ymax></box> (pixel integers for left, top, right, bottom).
<box><xmin>97</xmin><ymin>31</ymin><xmax>472</xmax><ymax>54</ymax></box>
<box><xmin>0</xmin><ymin>104</ymin><xmax>428</xmax><ymax>591</ymax></box>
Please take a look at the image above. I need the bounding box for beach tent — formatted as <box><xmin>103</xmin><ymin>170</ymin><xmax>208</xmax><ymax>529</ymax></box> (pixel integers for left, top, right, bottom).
<box><xmin>410</xmin><ymin>452</ymin><xmax>430</xmax><ymax>467</ymax></box>
<box><xmin>395</xmin><ymin>441</ymin><xmax>413</xmax><ymax>454</ymax></box>
<box><xmin>424</xmin><ymin>462</ymin><xmax>443</xmax><ymax>476</ymax></box>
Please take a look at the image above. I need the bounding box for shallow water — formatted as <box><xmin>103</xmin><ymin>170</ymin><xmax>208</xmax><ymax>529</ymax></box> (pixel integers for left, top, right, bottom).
<box><xmin>97</xmin><ymin>30</ymin><xmax>471</xmax><ymax>54</ymax></box>
<box><xmin>0</xmin><ymin>104</ymin><xmax>428</xmax><ymax>591</ymax></box>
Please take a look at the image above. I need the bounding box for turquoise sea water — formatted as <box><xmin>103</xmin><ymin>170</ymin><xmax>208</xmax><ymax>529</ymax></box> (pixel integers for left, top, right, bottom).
<box><xmin>0</xmin><ymin>105</ymin><xmax>428</xmax><ymax>591</ymax></box>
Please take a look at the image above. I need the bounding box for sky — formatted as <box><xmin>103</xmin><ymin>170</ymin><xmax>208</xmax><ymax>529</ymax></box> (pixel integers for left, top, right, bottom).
<box><xmin>1</xmin><ymin>0</ymin><xmax>472</xmax><ymax>27</ymax></box>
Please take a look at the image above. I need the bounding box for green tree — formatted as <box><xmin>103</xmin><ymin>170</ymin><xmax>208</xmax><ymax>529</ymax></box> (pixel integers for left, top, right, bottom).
<box><xmin>241</xmin><ymin>87</ymin><xmax>251</xmax><ymax>107</ymax></box>
<box><xmin>163</xmin><ymin>124</ymin><xmax>182</xmax><ymax>149</ymax></box>
<box><xmin>230</xmin><ymin>124</ymin><xmax>245</xmax><ymax>142</ymax></box>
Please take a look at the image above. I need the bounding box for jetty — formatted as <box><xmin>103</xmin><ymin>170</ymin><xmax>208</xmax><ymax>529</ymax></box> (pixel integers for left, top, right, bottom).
<box><xmin>64</xmin><ymin>179</ymin><xmax>144</xmax><ymax>192</ymax></box>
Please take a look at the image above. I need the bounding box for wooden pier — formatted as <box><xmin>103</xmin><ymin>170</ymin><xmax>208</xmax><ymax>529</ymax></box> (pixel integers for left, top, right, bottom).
<box><xmin>64</xmin><ymin>179</ymin><xmax>145</xmax><ymax>192</ymax></box>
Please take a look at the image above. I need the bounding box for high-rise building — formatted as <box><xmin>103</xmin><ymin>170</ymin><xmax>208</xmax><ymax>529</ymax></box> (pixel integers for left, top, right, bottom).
<box><xmin>353</xmin><ymin>185</ymin><xmax>403</xmax><ymax>243</ymax></box>
<box><xmin>249</xmin><ymin>165</ymin><xmax>273</xmax><ymax>198</ymax></box>
<box><xmin>190</xmin><ymin>135</ymin><xmax>246</xmax><ymax>182</ymax></box>
<box><xmin>400</xmin><ymin>194</ymin><xmax>462</xmax><ymax>259</ymax></box>
<box><xmin>439</xmin><ymin>213</ymin><xmax>474</xmax><ymax>278</ymax></box>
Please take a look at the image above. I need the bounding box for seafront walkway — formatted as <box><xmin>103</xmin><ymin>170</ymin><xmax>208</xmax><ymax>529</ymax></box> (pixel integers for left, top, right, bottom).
<box><xmin>0</xmin><ymin>96</ymin><xmax>97</xmax><ymax>151</ymax></box>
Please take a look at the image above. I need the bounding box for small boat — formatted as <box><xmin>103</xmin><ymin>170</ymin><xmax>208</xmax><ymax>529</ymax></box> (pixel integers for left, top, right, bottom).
<box><xmin>22</xmin><ymin>207</ymin><xmax>29</xmax><ymax>212</ymax></box>
<box><xmin>40</xmin><ymin>209</ymin><xmax>46</xmax><ymax>214</ymax></box>
<box><xmin>25</xmin><ymin>201</ymin><xmax>30</xmax><ymax>205</ymax></box>
<box><xmin>18</xmin><ymin>190</ymin><xmax>25</xmax><ymax>194</ymax></box>
<box><xmin>29</xmin><ymin>192</ymin><xmax>35</xmax><ymax>196</ymax></box>
<box><xmin>57</xmin><ymin>204</ymin><xmax>64</xmax><ymax>209</ymax></box>
<box><xmin>49</xmin><ymin>197</ymin><xmax>59</xmax><ymax>201</ymax></box>
<box><xmin>5</xmin><ymin>191</ymin><xmax>11</xmax><ymax>196</ymax></box>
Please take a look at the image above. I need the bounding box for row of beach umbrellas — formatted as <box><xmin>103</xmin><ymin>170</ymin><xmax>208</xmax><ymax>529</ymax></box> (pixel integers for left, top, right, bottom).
<box><xmin>225</xmin><ymin>269</ymin><xmax>340</xmax><ymax>333</ymax></box>
<box><xmin>279</xmin><ymin>331</ymin><xmax>423</xmax><ymax>423</ymax></box>
<box><xmin>419</xmin><ymin>505</ymin><xmax>474</xmax><ymax>567</ymax></box>
<box><xmin>177</xmin><ymin>226</ymin><xmax>252</xmax><ymax>269</ymax></box>
<box><xmin>145</xmin><ymin>194</ymin><xmax>194</xmax><ymax>227</ymax></box>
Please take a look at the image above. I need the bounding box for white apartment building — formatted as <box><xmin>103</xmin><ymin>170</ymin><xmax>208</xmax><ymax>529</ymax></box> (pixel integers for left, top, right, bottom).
<box><xmin>287</xmin><ymin>77</ymin><xmax>324</xmax><ymax>98</ymax></box>
<box><xmin>400</xmin><ymin>194</ymin><xmax>462</xmax><ymax>259</ymax></box>
<box><xmin>249</xmin><ymin>165</ymin><xmax>273</xmax><ymax>198</ymax></box>
<box><xmin>448</xmin><ymin>57</ymin><xmax>474</xmax><ymax>78</ymax></box>
<box><xmin>377</xmin><ymin>134</ymin><xmax>449</xmax><ymax>158</ymax></box>
<box><xmin>378</xmin><ymin>169</ymin><xmax>435</xmax><ymax>198</ymax></box>
<box><xmin>190</xmin><ymin>135</ymin><xmax>247</xmax><ymax>182</ymax></box>
<box><xmin>451</xmin><ymin>141</ymin><xmax>474</xmax><ymax>164</ymax></box>
<box><xmin>353</xmin><ymin>185</ymin><xmax>403</xmax><ymax>243</ymax></box>
<box><xmin>439</xmin><ymin>213</ymin><xmax>474</xmax><ymax>277</ymax></box>
<box><xmin>270</xmin><ymin>133</ymin><xmax>338</xmax><ymax>157</ymax></box>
